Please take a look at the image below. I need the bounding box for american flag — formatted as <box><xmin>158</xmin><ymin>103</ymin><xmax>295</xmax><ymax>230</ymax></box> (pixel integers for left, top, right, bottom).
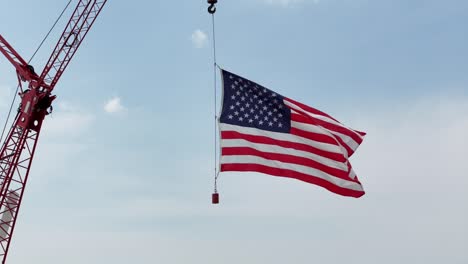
<box><xmin>219</xmin><ymin>69</ymin><xmax>366</xmax><ymax>198</ymax></box>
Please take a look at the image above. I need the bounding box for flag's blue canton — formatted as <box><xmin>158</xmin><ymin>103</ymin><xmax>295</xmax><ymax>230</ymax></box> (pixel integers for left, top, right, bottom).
<box><xmin>220</xmin><ymin>70</ymin><xmax>291</xmax><ymax>133</ymax></box>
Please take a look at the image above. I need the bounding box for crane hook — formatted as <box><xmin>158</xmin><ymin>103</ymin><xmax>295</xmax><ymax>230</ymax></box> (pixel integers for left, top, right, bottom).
<box><xmin>207</xmin><ymin>0</ymin><xmax>217</xmax><ymax>14</ymax></box>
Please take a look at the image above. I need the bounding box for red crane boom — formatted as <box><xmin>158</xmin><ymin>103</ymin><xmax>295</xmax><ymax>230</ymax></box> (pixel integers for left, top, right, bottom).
<box><xmin>0</xmin><ymin>1</ymin><xmax>107</xmax><ymax>262</ymax></box>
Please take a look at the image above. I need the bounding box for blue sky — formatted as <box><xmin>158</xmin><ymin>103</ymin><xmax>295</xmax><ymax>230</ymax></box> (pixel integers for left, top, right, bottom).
<box><xmin>0</xmin><ymin>0</ymin><xmax>467</xmax><ymax>263</ymax></box>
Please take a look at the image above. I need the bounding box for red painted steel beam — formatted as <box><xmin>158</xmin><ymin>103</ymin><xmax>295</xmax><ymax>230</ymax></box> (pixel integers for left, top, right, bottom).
<box><xmin>0</xmin><ymin>35</ymin><xmax>39</xmax><ymax>84</ymax></box>
<box><xmin>0</xmin><ymin>1</ymin><xmax>107</xmax><ymax>263</ymax></box>
<box><xmin>40</xmin><ymin>0</ymin><xmax>108</xmax><ymax>92</ymax></box>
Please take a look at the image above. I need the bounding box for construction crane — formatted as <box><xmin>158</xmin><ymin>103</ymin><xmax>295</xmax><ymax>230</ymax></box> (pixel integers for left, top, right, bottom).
<box><xmin>0</xmin><ymin>1</ymin><xmax>107</xmax><ymax>262</ymax></box>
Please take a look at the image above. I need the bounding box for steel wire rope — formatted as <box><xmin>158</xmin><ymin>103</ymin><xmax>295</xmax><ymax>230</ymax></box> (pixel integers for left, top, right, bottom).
<box><xmin>211</xmin><ymin>12</ymin><xmax>221</xmax><ymax>194</ymax></box>
<box><xmin>0</xmin><ymin>0</ymin><xmax>73</xmax><ymax>145</ymax></box>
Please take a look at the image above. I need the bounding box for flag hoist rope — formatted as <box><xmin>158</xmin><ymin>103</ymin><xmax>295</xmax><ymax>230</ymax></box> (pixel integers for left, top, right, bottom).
<box><xmin>0</xmin><ymin>0</ymin><xmax>73</xmax><ymax>145</ymax></box>
<box><xmin>208</xmin><ymin>0</ymin><xmax>220</xmax><ymax>204</ymax></box>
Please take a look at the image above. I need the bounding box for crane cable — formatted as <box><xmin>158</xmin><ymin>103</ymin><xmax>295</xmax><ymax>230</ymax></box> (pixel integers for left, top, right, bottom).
<box><xmin>0</xmin><ymin>0</ymin><xmax>73</xmax><ymax>144</ymax></box>
<box><xmin>209</xmin><ymin>0</ymin><xmax>220</xmax><ymax>202</ymax></box>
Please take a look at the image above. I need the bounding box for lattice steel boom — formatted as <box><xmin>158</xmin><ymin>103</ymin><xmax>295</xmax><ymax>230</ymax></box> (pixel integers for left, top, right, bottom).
<box><xmin>0</xmin><ymin>1</ymin><xmax>107</xmax><ymax>262</ymax></box>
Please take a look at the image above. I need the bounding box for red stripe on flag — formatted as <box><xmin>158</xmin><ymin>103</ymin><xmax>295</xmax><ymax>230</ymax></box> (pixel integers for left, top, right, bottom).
<box><xmin>289</xmin><ymin>127</ymin><xmax>338</xmax><ymax>145</ymax></box>
<box><xmin>291</xmin><ymin>113</ymin><xmax>363</xmax><ymax>145</ymax></box>
<box><xmin>222</xmin><ymin>147</ymin><xmax>359</xmax><ymax>182</ymax></box>
<box><xmin>290</xmin><ymin>119</ymin><xmax>355</xmax><ymax>157</ymax></box>
<box><xmin>356</xmin><ymin>131</ymin><xmax>366</xmax><ymax>137</ymax></box>
<box><xmin>335</xmin><ymin>136</ymin><xmax>354</xmax><ymax>157</ymax></box>
<box><xmin>291</xmin><ymin>118</ymin><xmax>356</xmax><ymax>157</ymax></box>
<box><xmin>221</xmin><ymin>163</ymin><xmax>365</xmax><ymax>198</ymax></box>
<box><xmin>285</xmin><ymin>97</ymin><xmax>340</xmax><ymax>123</ymax></box>
<box><xmin>221</xmin><ymin>130</ymin><xmax>346</xmax><ymax>163</ymax></box>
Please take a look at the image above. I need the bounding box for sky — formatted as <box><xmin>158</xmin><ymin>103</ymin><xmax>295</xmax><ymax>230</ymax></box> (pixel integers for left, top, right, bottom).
<box><xmin>0</xmin><ymin>0</ymin><xmax>467</xmax><ymax>263</ymax></box>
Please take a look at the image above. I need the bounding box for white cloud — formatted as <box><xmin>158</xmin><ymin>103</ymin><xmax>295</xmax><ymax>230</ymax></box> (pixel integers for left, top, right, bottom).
<box><xmin>43</xmin><ymin>112</ymin><xmax>94</xmax><ymax>138</ymax></box>
<box><xmin>191</xmin><ymin>29</ymin><xmax>208</xmax><ymax>49</ymax></box>
<box><xmin>42</xmin><ymin>102</ymin><xmax>94</xmax><ymax>138</ymax></box>
<box><xmin>104</xmin><ymin>96</ymin><xmax>125</xmax><ymax>113</ymax></box>
<box><xmin>352</xmin><ymin>96</ymin><xmax>468</xmax><ymax>194</ymax></box>
<box><xmin>30</xmin><ymin>101</ymin><xmax>94</xmax><ymax>190</ymax></box>
<box><xmin>264</xmin><ymin>0</ymin><xmax>319</xmax><ymax>7</ymax></box>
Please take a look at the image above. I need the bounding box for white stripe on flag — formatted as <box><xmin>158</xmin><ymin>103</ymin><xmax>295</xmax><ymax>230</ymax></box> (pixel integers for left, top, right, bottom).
<box><xmin>221</xmin><ymin>138</ymin><xmax>349</xmax><ymax>171</ymax></box>
<box><xmin>220</xmin><ymin>123</ymin><xmax>343</xmax><ymax>155</ymax></box>
<box><xmin>221</xmin><ymin>155</ymin><xmax>364</xmax><ymax>192</ymax></box>
<box><xmin>286</xmin><ymin>100</ymin><xmax>364</xmax><ymax>141</ymax></box>
<box><xmin>291</xmin><ymin>120</ymin><xmax>359</xmax><ymax>151</ymax></box>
